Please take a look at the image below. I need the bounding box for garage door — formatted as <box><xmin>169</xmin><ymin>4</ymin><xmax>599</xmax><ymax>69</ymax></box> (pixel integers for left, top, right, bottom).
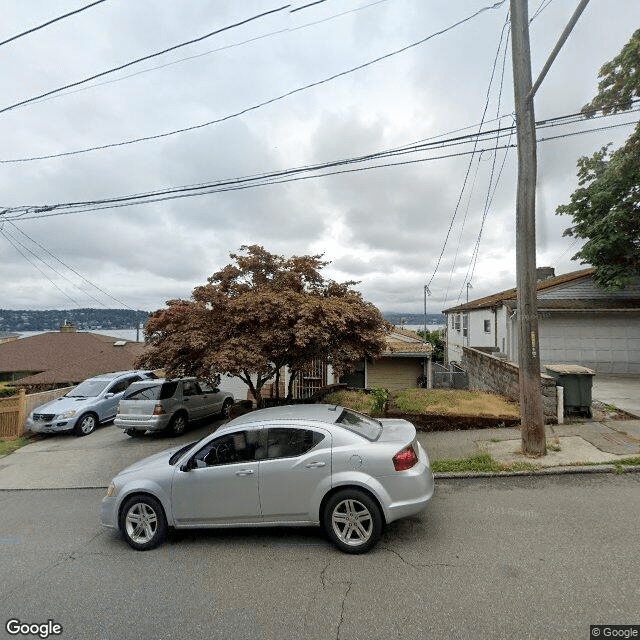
<box><xmin>539</xmin><ymin>312</ymin><xmax>640</xmax><ymax>374</ymax></box>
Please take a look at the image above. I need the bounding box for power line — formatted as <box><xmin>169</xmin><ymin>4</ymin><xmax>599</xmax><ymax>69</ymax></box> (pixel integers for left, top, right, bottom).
<box><xmin>432</xmin><ymin>9</ymin><xmax>510</xmax><ymax>298</ymax></box>
<box><xmin>0</xmin><ymin>4</ymin><xmax>292</xmax><ymax>116</ymax></box>
<box><xmin>25</xmin><ymin>0</ymin><xmax>390</xmax><ymax>111</ymax></box>
<box><xmin>7</xmin><ymin>222</ymin><xmax>132</xmax><ymax>309</ymax></box>
<box><xmin>0</xmin><ymin>225</ymin><xmax>82</xmax><ymax>306</ymax></box>
<box><xmin>0</xmin><ymin>109</ymin><xmax>635</xmax><ymax>222</ymax></box>
<box><xmin>0</xmin><ymin>1</ymin><xmax>107</xmax><ymax>48</ymax></box>
<box><xmin>0</xmin><ymin>224</ymin><xmax>108</xmax><ymax>307</ymax></box>
<box><xmin>0</xmin><ymin>0</ymin><xmax>507</xmax><ymax>163</ymax></box>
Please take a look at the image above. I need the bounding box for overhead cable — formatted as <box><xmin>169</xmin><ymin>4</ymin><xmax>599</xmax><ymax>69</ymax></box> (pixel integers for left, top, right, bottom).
<box><xmin>0</xmin><ymin>0</ymin><xmax>507</xmax><ymax>162</ymax></box>
<box><xmin>0</xmin><ymin>1</ymin><xmax>107</xmax><ymax>48</ymax></box>
<box><xmin>0</xmin><ymin>4</ymin><xmax>292</xmax><ymax>115</ymax></box>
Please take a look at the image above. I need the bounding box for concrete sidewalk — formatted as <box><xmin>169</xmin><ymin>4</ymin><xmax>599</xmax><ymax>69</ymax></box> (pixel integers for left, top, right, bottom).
<box><xmin>417</xmin><ymin>419</ymin><xmax>640</xmax><ymax>474</ymax></box>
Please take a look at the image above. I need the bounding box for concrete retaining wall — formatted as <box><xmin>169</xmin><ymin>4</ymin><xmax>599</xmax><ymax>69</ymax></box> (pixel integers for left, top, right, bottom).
<box><xmin>462</xmin><ymin>346</ymin><xmax>557</xmax><ymax>422</ymax></box>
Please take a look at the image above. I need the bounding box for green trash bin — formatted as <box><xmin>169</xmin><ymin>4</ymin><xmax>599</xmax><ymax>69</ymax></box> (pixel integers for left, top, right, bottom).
<box><xmin>545</xmin><ymin>364</ymin><xmax>595</xmax><ymax>417</ymax></box>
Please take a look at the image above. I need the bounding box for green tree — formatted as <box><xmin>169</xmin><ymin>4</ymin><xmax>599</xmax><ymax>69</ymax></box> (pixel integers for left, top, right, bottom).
<box><xmin>417</xmin><ymin>329</ymin><xmax>445</xmax><ymax>362</ymax></box>
<box><xmin>556</xmin><ymin>28</ymin><xmax>640</xmax><ymax>290</ymax></box>
<box><xmin>136</xmin><ymin>245</ymin><xmax>390</xmax><ymax>406</ymax></box>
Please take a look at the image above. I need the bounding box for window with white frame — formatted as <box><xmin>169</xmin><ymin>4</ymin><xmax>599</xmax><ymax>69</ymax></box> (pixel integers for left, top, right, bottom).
<box><xmin>484</xmin><ymin>319</ymin><xmax>491</xmax><ymax>333</ymax></box>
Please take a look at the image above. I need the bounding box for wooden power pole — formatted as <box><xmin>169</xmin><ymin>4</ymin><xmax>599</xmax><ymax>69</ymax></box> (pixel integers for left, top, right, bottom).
<box><xmin>510</xmin><ymin>0</ymin><xmax>546</xmax><ymax>456</ymax></box>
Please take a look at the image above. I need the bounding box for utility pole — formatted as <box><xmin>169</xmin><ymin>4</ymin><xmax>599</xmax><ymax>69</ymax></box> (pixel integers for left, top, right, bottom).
<box><xmin>510</xmin><ymin>0</ymin><xmax>545</xmax><ymax>456</ymax></box>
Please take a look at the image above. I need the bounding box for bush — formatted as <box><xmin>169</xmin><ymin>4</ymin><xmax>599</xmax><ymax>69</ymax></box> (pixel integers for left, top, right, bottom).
<box><xmin>0</xmin><ymin>386</ymin><xmax>18</xmax><ymax>398</ymax></box>
<box><xmin>370</xmin><ymin>387</ymin><xmax>389</xmax><ymax>415</ymax></box>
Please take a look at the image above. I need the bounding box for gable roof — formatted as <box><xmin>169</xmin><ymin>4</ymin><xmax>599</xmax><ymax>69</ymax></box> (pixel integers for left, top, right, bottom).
<box><xmin>442</xmin><ymin>268</ymin><xmax>597</xmax><ymax>313</ymax></box>
<box><xmin>0</xmin><ymin>331</ymin><xmax>147</xmax><ymax>385</ymax></box>
<box><xmin>383</xmin><ymin>328</ymin><xmax>432</xmax><ymax>356</ymax></box>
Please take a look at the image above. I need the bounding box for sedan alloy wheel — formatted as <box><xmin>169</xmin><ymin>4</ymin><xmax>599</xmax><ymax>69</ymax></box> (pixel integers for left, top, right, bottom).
<box><xmin>324</xmin><ymin>489</ymin><xmax>382</xmax><ymax>554</ymax></box>
<box><xmin>74</xmin><ymin>413</ymin><xmax>97</xmax><ymax>437</ymax></box>
<box><xmin>120</xmin><ymin>495</ymin><xmax>167</xmax><ymax>551</ymax></box>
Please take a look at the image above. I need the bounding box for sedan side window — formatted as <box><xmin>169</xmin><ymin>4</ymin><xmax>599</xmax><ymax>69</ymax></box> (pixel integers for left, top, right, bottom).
<box><xmin>266</xmin><ymin>428</ymin><xmax>325</xmax><ymax>460</ymax></box>
<box><xmin>193</xmin><ymin>430</ymin><xmax>263</xmax><ymax>467</ymax></box>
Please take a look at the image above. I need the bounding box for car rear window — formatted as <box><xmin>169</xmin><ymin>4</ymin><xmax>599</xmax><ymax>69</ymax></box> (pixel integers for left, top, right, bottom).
<box><xmin>123</xmin><ymin>381</ymin><xmax>178</xmax><ymax>400</ymax></box>
<box><xmin>336</xmin><ymin>409</ymin><xmax>382</xmax><ymax>441</ymax></box>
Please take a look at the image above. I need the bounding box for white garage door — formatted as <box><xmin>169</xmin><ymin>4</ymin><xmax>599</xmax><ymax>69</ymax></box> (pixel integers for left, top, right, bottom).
<box><xmin>539</xmin><ymin>312</ymin><xmax>640</xmax><ymax>374</ymax></box>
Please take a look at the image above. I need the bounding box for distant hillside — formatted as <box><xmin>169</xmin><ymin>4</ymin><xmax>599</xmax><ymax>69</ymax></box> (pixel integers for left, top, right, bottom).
<box><xmin>0</xmin><ymin>308</ymin><xmax>150</xmax><ymax>332</ymax></box>
<box><xmin>383</xmin><ymin>312</ymin><xmax>445</xmax><ymax>326</ymax></box>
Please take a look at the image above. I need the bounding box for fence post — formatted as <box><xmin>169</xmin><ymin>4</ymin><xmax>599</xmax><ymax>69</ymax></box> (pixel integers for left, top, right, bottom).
<box><xmin>17</xmin><ymin>388</ymin><xmax>27</xmax><ymax>437</ymax></box>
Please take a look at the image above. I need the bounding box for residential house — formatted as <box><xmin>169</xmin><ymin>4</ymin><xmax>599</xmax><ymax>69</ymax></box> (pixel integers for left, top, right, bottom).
<box><xmin>444</xmin><ymin>267</ymin><xmax>640</xmax><ymax>374</ymax></box>
<box><xmin>339</xmin><ymin>328</ymin><xmax>433</xmax><ymax>391</ymax></box>
<box><xmin>0</xmin><ymin>331</ymin><xmax>20</xmax><ymax>345</ymax></box>
<box><xmin>0</xmin><ymin>323</ymin><xmax>147</xmax><ymax>389</ymax></box>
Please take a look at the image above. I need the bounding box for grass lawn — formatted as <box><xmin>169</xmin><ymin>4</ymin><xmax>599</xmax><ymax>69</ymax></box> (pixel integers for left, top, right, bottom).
<box><xmin>324</xmin><ymin>388</ymin><xmax>519</xmax><ymax>419</ymax></box>
<box><xmin>0</xmin><ymin>436</ymin><xmax>31</xmax><ymax>458</ymax></box>
<box><xmin>323</xmin><ymin>390</ymin><xmax>376</xmax><ymax>413</ymax></box>
<box><xmin>394</xmin><ymin>388</ymin><xmax>520</xmax><ymax>418</ymax></box>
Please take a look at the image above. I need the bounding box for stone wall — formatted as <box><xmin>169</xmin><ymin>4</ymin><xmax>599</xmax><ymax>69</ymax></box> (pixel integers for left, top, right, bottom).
<box><xmin>462</xmin><ymin>346</ymin><xmax>557</xmax><ymax>422</ymax></box>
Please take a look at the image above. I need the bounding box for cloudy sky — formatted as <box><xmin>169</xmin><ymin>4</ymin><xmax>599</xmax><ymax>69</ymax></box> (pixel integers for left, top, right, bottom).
<box><xmin>0</xmin><ymin>0</ymin><xmax>637</xmax><ymax>315</ymax></box>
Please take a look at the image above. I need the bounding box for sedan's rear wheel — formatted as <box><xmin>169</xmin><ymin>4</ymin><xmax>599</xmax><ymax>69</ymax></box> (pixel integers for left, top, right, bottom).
<box><xmin>73</xmin><ymin>413</ymin><xmax>97</xmax><ymax>437</ymax></box>
<box><xmin>119</xmin><ymin>495</ymin><xmax>167</xmax><ymax>551</ymax></box>
<box><xmin>323</xmin><ymin>489</ymin><xmax>382</xmax><ymax>554</ymax></box>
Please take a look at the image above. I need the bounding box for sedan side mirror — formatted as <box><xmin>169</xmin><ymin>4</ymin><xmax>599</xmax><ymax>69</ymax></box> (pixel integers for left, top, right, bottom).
<box><xmin>180</xmin><ymin>461</ymin><xmax>192</xmax><ymax>472</ymax></box>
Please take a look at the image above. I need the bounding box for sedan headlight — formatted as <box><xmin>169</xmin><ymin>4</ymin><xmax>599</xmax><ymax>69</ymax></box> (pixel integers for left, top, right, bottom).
<box><xmin>56</xmin><ymin>410</ymin><xmax>77</xmax><ymax>419</ymax></box>
<box><xmin>106</xmin><ymin>483</ymin><xmax>115</xmax><ymax>497</ymax></box>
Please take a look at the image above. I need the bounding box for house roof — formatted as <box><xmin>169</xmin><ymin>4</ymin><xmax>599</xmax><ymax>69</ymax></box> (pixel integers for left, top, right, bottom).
<box><xmin>442</xmin><ymin>268</ymin><xmax>597</xmax><ymax>313</ymax></box>
<box><xmin>383</xmin><ymin>329</ymin><xmax>432</xmax><ymax>356</ymax></box>
<box><xmin>0</xmin><ymin>331</ymin><xmax>147</xmax><ymax>385</ymax></box>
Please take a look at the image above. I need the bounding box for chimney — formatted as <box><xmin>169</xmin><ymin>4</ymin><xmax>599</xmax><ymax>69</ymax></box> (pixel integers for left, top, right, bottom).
<box><xmin>59</xmin><ymin>320</ymin><xmax>77</xmax><ymax>333</ymax></box>
<box><xmin>536</xmin><ymin>267</ymin><xmax>555</xmax><ymax>282</ymax></box>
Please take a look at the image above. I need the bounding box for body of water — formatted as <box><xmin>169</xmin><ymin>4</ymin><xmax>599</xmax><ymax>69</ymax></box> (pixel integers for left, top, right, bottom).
<box><xmin>17</xmin><ymin>329</ymin><xmax>143</xmax><ymax>341</ymax></box>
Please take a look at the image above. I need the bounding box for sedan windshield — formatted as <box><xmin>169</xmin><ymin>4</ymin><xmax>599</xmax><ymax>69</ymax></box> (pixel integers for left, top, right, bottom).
<box><xmin>336</xmin><ymin>409</ymin><xmax>382</xmax><ymax>441</ymax></box>
<box><xmin>169</xmin><ymin>439</ymin><xmax>202</xmax><ymax>465</ymax></box>
<box><xmin>67</xmin><ymin>379</ymin><xmax>110</xmax><ymax>397</ymax></box>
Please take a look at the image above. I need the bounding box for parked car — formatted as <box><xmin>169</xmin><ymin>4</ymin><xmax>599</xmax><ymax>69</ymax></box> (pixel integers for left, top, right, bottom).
<box><xmin>26</xmin><ymin>370</ymin><xmax>156</xmax><ymax>437</ymax></box>
<box><xmin>114</xmin><ymin>377</ymin><xmax>234</xmax><ymax>437</ymax></box>
<box><xmin>102</xmin><ymin>404</ymin><xmax>434</xmax><ymax>553</ymax></box>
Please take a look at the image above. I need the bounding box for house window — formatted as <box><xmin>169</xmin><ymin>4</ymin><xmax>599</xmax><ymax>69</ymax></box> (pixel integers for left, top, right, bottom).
<box><xmin>450</xmin><ymin>315</ymin><xmax>455</xmax><ymax>329</ymax></box>
<box><xmin>455</xmin><ymin>314</ymin><xmax>461</xmax><ymax>331</ymax></box>
<box><xmin>462</xmin><ymin>313</ymin><xmax>468</xmax><ymax>337</ymax></box>
<box><xmin>484</xmin><ymin>319</ymin><xmax>491</xmax><ymax>333</ymax></box>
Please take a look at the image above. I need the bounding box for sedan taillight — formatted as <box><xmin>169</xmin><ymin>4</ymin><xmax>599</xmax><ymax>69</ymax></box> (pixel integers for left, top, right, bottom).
<box><xmin>152</xmin><ymin>403</ymin><xmax>165</xmax><ymax>416</ymax></box>
<box><xmin>393</xmin><ymin>444</ymin><xmax>418</xmax><ymax>471</ymax></box>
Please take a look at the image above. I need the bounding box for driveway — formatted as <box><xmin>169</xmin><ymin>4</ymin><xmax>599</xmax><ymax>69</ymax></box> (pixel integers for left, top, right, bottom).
<box><xmin>592</xmin><ymin>374</ymin><xmax>640</xmax><ymax>418</ymax></box>
<box><xmin>0</xmin><ymin>419</ymin><xmax>225</xmax><ymax>490</ymax></box>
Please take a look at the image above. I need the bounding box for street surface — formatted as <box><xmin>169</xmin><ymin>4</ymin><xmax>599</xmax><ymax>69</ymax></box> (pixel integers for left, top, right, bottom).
<box><xmin>1</xmin><ymin>473</ymin><xmax>639</xmax><ymax>640</ymax></box>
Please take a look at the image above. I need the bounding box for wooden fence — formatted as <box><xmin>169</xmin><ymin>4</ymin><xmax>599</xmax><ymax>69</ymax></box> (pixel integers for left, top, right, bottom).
<box><xmin>0</xmin><ymin>386</ymin><xmax>74</xmax><ymax>439</ymax></box>
<box><xmin>0</xmin><ymin>389</ymin><xmax>26</xmax><ymax>439</ymax></box>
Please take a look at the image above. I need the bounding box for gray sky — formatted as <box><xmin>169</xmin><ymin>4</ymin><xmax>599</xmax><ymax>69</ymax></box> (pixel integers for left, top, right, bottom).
<box><xmin>0</xmin><ymin>0</ymin><xmax>637</xmax><ymax>314</ymax></box>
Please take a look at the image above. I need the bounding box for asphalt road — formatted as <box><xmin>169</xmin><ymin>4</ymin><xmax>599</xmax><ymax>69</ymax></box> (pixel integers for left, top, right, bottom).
<box><xmin>1</xmin><ymin>473</ymin><xmax>639</xmax><ymax>640</ymax></box>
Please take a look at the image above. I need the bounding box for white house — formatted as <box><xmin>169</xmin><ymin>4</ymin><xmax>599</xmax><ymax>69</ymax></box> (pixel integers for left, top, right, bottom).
<box><xmin>444</xmin><ymin>267</ymin><xmax>640</xmax><ymax>374</ymax></box>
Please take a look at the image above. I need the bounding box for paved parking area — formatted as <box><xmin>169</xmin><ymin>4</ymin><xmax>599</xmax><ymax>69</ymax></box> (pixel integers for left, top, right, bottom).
<box><xmin>592</xmin><ymin>374</ymin><xmax>640</xmax><ymax>417</ymax></box>
<box><xmin>0</xmin><ymin>419</ymin><xmax>224</xmax><ymax>490</ymax></box>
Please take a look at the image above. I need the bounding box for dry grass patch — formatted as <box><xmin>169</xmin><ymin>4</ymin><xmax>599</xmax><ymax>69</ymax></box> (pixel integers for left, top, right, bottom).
<box><xmin>323</xmin><ymin>390</ymin><xmax>374</xmax><ymax>413</ymax></box>
<box><xmin>394</xmin><ymin>388</ymin><xmax>520</xmax><ymax>418</ymax></box>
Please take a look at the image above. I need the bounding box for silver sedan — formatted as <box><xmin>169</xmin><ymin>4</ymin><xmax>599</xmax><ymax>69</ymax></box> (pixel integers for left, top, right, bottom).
<box><xmin>101</xmin><ymin>404</ymin><xmax>434</xmax><ymax>553</ymax></box>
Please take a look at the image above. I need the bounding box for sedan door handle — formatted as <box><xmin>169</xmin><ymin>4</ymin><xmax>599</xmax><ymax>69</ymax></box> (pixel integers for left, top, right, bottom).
<box><xmin>235</xmin><ymin>469</ymin><xmax>254</xmax><ymax>476</ymax></box>
<box><xmin>305</xmin><ymin>461</ymin><xmax>326</xmax><ymax>468</ymax></box>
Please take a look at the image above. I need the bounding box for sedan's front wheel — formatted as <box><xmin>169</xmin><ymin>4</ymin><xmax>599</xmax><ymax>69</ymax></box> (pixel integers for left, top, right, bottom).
<box><xmin>119</xmin><ymin>495</ymin><xmax>167</xmax><ymax>551</ymax></box>
<box><xmin>323</xmin><ymin>489</ymin><xmax>382</xmax><ymax>554</ymax></box>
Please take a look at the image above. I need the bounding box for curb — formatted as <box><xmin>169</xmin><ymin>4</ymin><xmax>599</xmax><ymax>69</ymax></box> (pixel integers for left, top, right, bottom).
<box><xmin>434</xmin><ymin>464</ymin><xmax>640</xmax><ymax>479</ymax></box>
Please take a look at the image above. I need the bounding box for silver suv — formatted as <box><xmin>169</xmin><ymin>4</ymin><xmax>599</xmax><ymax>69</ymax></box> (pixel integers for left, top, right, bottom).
<box><xmin>26</xmin><ymin>370</ymin><xmax>156</xmax><ymax>436</ymax></box>
<box><xmin>114</xmin><ymin>378</ymin><xmax>234</xmax><ymax>437</ymax></box>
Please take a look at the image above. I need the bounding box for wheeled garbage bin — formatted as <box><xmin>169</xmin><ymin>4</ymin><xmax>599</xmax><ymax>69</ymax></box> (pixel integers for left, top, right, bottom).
<box><xmin>545</xmin><ymin>364</ymin><xmax>595</xmax><ymax>417</ymax></box>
